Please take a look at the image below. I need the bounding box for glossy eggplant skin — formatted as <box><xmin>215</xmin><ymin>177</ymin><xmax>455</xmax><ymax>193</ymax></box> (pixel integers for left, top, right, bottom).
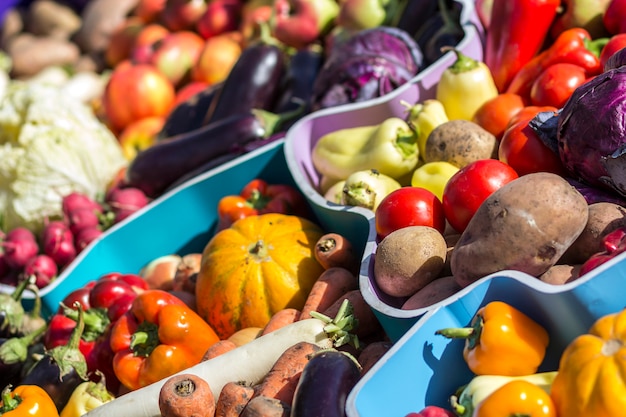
<box><xmin>274</xmin><ymin>45</ymin><xmax>324</xmax><ymax>117</ymax></box>
<box><xmin>395</xmin><ymin>0</ymin><xmax>439</xmax><ymax>38</ymax></box>
<box><xmin>290</xmin><ymin>350</ymin><xmax>362</xmax><ymax>417</ymax></box>
<box><xmin>157</xmin><ymin>82</ymin><xmax>223</xmax><ymax>140</ymax></box>
<box><xmin>203</xmin><ymin>41</ymin><xmax>287</xmax><ymax>125</ymax></box>
<box><xmin>126</xmin><ymin>112</ymin><xmax>268</xmax><ymax>198</ymax></box>
<box><xmin>0</xmin><ymin>337</ymin><xmax>24</xmax><ymax>388</ymax></box>
<box><xmin>20</xmin><ymin>355</ymin><xmax>85</xmax><ymax>412</ymax></box>
<box><xmin>414</xmin><ymin>1</ymin><xmax>464</xmax><ymax>66</ymax></box>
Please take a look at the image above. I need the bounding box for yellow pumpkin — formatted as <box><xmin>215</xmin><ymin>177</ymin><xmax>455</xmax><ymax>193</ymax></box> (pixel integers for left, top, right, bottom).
<box><xmin>196</xmin><ymin>213</ymin><xmax>326</xmax><ymax>339</ymax></box>
<box><xmin>550</xmin><ymin>308</ymin><xmax>626</xmax><ymax>416</ymax></box>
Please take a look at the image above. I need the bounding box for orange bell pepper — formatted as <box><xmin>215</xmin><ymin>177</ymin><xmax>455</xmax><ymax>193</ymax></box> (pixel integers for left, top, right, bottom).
<box><xmin>109</xmin><ymin>290</ymin><xmax>220</xmax><ymax>391</ymax></box>
<box><xmin>473</xmin><ymin>379</ymin><xmax>557</xmax><ymax>417</ymax></box>
<box><xmin>0</xmin><ymin>385</ymin><xmax>60</xmax><ymax>417</ymax></box>
<box><xmin>436</xmin><ymin>301</ymin><xmax>549</xmax><ymax>376</ymax></box>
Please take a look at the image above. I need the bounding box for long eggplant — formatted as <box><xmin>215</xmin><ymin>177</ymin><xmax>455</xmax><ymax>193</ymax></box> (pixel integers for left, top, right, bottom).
<box><xmin>203</xmin><ymin>37</ymin><xmax>287</xmax><ymax>125</ymax></box>
<box><xmin>157</xmin><ymin>82</ymin><xmax>224</xmax><ymax>140</ymax></box>
<box><xmin>126</xmin><ymin>110</ymin><xmax>279</xmax><ymax>198</ymax></box>
<box><xmin>274</xmin><ymin>44</ymin><xmax>324</xmax><ymax>117</ymax></box>
<box><xmin>414</xmin><ymin>0</ymin><xmax>464</xmax><ymax>65</ymax></box>
<box><xmin>394</xmin><ymin>0</ymin><xmax>439</xmax><ymax>37</ymax></box>
<box><xmin>290</xmin><ymin>349</ymin><xmax>362</xmax><ymax>417</ymax></box>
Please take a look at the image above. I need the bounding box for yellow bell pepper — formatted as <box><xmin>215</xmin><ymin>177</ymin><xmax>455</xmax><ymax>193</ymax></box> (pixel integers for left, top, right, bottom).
<box><xmin>436</xmin><ymin>48</ymin><xmax>499</xmax><ymax>121</ymax></box>
<box><xmin>311</xmin><ymin>117</ymin><xmax>419</xmax><ymax>181</ymax></box>
<box><xmin>451</xmin><ymin>371</ymin><xmax>558</xmax><ymax>417</ymax></box>
<box><xmin>473</xmin><ymin>379</ymin><xmax>557</xmax><ymax>417</ymax></box>
<box><xmin>436</xmin><ymin>301</ymin><xmax>549</xmax><ymax>376</ymax></box>
<box><xmin>551</xmin><ymin>308</ymin><xmax>626</xmax><ymax>416</ymax></box>
<box><xmin>0</xmin><ymin>385</ymin><xmax>59</xmax><ymax>417</ymax></box>
<box><xmin>60</xmin><ymin>374</ymin><xmax>114</xmax><ymax>417</ymax></box>
<box><xmin>404</xmin><ymin>99</ymin><xmax>449</xmax><ymax>157</ymax></box>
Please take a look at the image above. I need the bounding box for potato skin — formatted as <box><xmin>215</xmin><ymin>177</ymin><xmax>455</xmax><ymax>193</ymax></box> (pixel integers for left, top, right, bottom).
<box><xmin>451</xmin><ymin>172</ymin><xmax>589</xmax><ymax>287</ymax></box>
<box><xmin>560</xmin><ymin>202</ymin><xmax>626</xmax><ymax>265</ymax></box>
<box><xmin>424</xmin><ymin>120</ymin><xmax>498</xmax><ymax>168</ymax></box>
<box><xmin>374</xmin><ymin>226</ymin><xmax>447</xmax><ymax>298</ymax></box>
<box><xmin>401</xmin><ymin>276</ymin><xmax>462</xmax><ymax>310</ymax></box>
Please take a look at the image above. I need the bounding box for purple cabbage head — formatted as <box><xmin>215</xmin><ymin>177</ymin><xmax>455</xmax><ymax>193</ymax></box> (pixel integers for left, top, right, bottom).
<box><xmin>557</xmin><ymin>66</ymin><xmax>626</xmax><ymax>198</ymax></box>
<box><xmin>311</xmin><ymin>26</ymin><xmax>423</xmax><ymax>111</ymax></box>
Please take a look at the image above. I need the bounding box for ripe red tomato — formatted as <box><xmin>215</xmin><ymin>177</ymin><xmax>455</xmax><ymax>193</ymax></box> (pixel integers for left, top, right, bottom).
<box><xmin>529</xmin><ymin>63</ymin><xmax>588</xmax><ymax>108</ymax></box>
<box><xmin>498</xmin><ymin>116</ymin><xmax>567</xmax><ymax>177</ymax></box>
<box><xmin>472</xmin><ymin>93</ymin><xmax>526</xmax><ymax>140</ymax></box>
<box><xmin>375</xmin><ymin>187</ymin><xmax>446</xmax><ymax>240</ymax></box>
<box><xmin>600</xmin><ymin>33</ymin><xmax>626</xmax><ymax>69</ymax></box>
<box><xmin>442</xmin><ymin>159</ymin><xmax>519</xmax><ymax>233</ymax></box>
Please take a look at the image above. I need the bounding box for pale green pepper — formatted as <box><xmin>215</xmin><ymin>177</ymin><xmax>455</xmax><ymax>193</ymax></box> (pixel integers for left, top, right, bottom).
<box><xmin>404</xmin><ymin>99</ymin><xmax>449</xmax><ymax>158</ymax></box>
<box><xmin>436</xmin><ymin>48</ymin><xmax>499</xmax><ymax>121</ymax></box>
<box><xmin>312</xmin><ymin>117</ymin><xmax>419</xmax><ymax>181</ymax></box>
<box><xmin>451</xmin><ymin>371</ymin><xmax>558</xmax><ymax>417</ymax></box>
<box><xmin>60</xmin><ymin>373</ymin><xmax>115</xmax><ymax>417</ymax></box>
<box><xmin>410</xmin><ymin>161</ymin><xmax>459</xmax><ymax>201</ymax></box>
<box><xmin>340</xmin><ymin>169</ymin><xmax>401</xmax><ymax>211</ymax></box>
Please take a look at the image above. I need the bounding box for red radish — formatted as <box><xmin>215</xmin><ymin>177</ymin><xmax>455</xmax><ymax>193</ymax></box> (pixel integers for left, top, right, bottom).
<box><xmin>62</xmin><ymin>192</ymin><xmax>103</xmax><ymax>216</ymax></box>
<box><xmin>23</xmin><ymin>254</ymin><xmax>58</xmax><ymax>288</ymax></box>
<box><xmin>67</xmin><ymin>207</ymin><xmax>101</xmax><ymax>236</ymax></box>
<box><xmin>42</xmin><ymin>220</ymin><xmax>77</xmax><ymax>267</ymax></box>
<box><xmin>106</xmin><ymin>187</ymin><xmax>149</xmax><ymax>223</ymax></box>
<box><xmin>74</xmin><ymin>226</ymin><xmax>103</xmax><ymax>251</ymax></box>
<box><xmin>2</xmin><ymin>228</ymin><xmax>39</xmax><ymax>269</ymax></box>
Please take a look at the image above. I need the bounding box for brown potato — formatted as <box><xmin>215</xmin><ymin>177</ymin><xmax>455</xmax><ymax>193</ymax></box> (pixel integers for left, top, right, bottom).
<box><xmin>560</xmin><ymin>202</ymin><xmax>626</xmax><ymax>265</ymax></box>
<box><xmin>7</xmin><ymin>33</ymin><xmax>80</xmax><ymax>78</ymax></box>
<box><xmin>401</xmin><ymin>276</ymin><xmax>462</xmax><ymax>310</ymax></box>
<box><xmin>72</xmin><ymin>0</ymin><xmax>140</xmax><ymax>53</ymax></box>
<box><xmin>539</xmin><ymin>264</ymin><xmax>582</xmax><ymax>285</ymax></box>
<box><xmin>373</xmin><ymin>226</ymin><xmax>447</xmax><ymax>298</ymax></box>
<box><xmin>25</xmin><ymin>0</ymin><xmax>81</xmax><ymax>39</ymax></box>
<box><xmin>423</xmin><ymin>120</ymin><xmax>498</xmax><ymax>168</ymax></box>
<box><xmin>451</xmin><ymin>172</ymin><xmax>589</xmax><ymax>287</ymax></box>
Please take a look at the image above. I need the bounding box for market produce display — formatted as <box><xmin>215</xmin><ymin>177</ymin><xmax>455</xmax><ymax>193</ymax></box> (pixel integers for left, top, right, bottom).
<box><xmin>3</xmin><ymin>0</ymin><xmax>626</xmax><ymax>416</ymax></box>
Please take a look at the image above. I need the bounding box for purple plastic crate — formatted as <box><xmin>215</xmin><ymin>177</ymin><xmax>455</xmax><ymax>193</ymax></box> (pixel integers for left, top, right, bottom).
<box><xmin>284</xmin><ymin>0</ymin><xmax>484</xmax><ymax>342</ymax></box>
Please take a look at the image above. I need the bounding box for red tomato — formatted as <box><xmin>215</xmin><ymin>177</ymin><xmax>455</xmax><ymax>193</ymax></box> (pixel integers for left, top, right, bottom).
<box><xmin>529</xmin><ymin>63</ymin><xmax>588</xmax><ymax>108</ymax></box>
<box><xmin>375</xmin><ymin>187</ymin><xmax>446</xmax><ymax>240</ymax></box>
<box><xmin>472</xmin><ymin>93</ymin><xmax>526</xmax><ymax>140</ymax></box>
<box><xmin>442</xmin><ymin>159</ymin><xmax>519</xmax><ymax>233</ymax></box>
<box><xmin>600</xmin><ymin>33</ymin><xmax>626</xmax><ymax>69</ymax></box>
<box><xmin>498</xmin><ymin>117</ymin><xmax>567</xmax><ymax>177</ymax></box>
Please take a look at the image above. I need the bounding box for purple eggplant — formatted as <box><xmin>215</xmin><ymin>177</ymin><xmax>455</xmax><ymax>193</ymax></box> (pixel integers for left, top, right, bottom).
<box><xmin>203</xmin><ymin>38</ymin><xmax>287</xmax><ymax>125</ymax></box>
<box><xmin>157</xmin><ymin>82</ymin><xmax>223</xmax><ymax>140</ymax></box>
<box><xmin>290</xmin><ymin>349</ymin><xmax>362</xmax><ymax>417</ymax></box>
<box><xmin>415</xmin><ymin>0</ymin><xmax>464</xmax><ymax>66</ymax></box>
<box><xmin>394</xmin><ymin>0</ymin><xmax>439</xmax><ymax>37</ymax></box>
<box><xmin>126</xmin><ymin>109</ymin><xmax>292</xmax><ymax>198</ymax></box>
<box><xmin>0</xmin><ymin>324</ymin><xmax>46</xmax><ymax>388</ymax></box>
<box><xmin>20</xmin><ymin>304</ymin><xmax>88</xmax><ymax>412</ymax></box>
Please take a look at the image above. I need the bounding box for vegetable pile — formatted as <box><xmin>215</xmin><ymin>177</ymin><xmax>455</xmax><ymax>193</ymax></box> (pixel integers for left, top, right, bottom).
<box><xmin>5</xmin><ymin>0</ymin><xmax>626</xmax><ymax>416</ymax></box>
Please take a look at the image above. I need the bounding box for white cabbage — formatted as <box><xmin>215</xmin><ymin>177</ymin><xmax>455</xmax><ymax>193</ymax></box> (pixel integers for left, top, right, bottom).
<box><xmin>0</xmin><ymin>80</ymin><xmax>127</xmax><ymax>233</ymax></box>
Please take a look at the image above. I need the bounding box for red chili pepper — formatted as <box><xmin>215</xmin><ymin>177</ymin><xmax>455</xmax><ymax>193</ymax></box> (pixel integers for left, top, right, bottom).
<box><xmin>506</xmin><ymin>28</ymin><xmax>607</xmax><ymax>102</ymax></box>
<box><xmin>484</xmin><ymin>0</ymin><xmax>560</xmax><ymax>93</ymax></box>
<box><xmin>216</xmin><ymin>178</ymin><xmax>308</xmax><ymax>230</ymax></box>
<box><xmin>44</xmin><ymin>272</ymin><xmax>149</xmax><ymax>393</ymax></box>
<box><xmin>579</xmin><ymin>228</ymin><xmax>626</xmax><ymax>275</ymax></box>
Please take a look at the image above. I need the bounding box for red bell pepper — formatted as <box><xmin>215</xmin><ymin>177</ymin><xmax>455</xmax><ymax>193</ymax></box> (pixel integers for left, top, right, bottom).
<box><xmin>216</xmin><ymin>178</ymin><xmax>308</xmax><ymax>230</ymax></box>
<box><xmin>484</xmin><ymin>0</ymin><xmax>560</xmax><ymax>93</ymax></box>
<box><xmin>506</xmin><ymin>28</ymin><xmax>608</xmax><ymax>102</ymax></box>
<box><xmin>44</xmin><ymin>272</ymin><xmax>149</xmax><ymax>393</ymax></box>
<box><xmin>579</xmin><ymin>228</ymin><xmax>626</xmax><ymax>275</ymax></box>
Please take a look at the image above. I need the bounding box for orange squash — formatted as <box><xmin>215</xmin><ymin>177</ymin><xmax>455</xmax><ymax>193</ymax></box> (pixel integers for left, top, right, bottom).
<box><xmin>196</xmin><ymin>213</ymin><xmax>326</xmax><ymax>339</ymax></box>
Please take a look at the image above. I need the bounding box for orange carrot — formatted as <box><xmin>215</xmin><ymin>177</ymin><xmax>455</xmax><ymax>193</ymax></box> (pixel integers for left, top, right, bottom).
<box><xmin>252</xmin><ymin>341</ymin><xmax>321</xmax><ymax>405</ymax></box>
<box><xmin>299</xmin><ymin>267</ymin><xmax>358</xmax><ymax>321</ymax></box>
<box><xmin>314</xmin><ymin>232</ymin><xmax>360</xmax><ymax>274</ymax></box>
<box><xmin>158</xmin><ymin>373</ymin><xmax>215</xmax><ymax>417</ymax></box>
<box><xmin>261</xmin><ymin>308</ymin><xmax>301</xmax><ymax>336</ymax></box>
<box><xmin>202</xmin><ymin>339</ymin><xmax>238</xmax><ymax>361</ymax></box>
<box><xmin>322</xmin><ymin>289</ymin><xmax>382</xmax><ymax>339</ymax></box>
<box><xmin>215</xmin><ymin>381</ymin><xmax>255</xmax><ymax>417</ymax></box>
<box><xmin>358</xmin><ymin>341</ymin><xmax>393</xmax><ymax>376</ymax></box>
<box><xmin>241</xmin><ymin>395</ymin><xmax>291</xmax><ymax>417</ymax></box>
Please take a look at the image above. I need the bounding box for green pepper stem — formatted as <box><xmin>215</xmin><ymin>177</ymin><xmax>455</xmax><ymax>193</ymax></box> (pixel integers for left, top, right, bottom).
<box><xmin>434</xmin><ymin>327</ymin><xmax>475</xmax><ymax>338</ymax></box>
<box><xmin>130</xmin><ymin>322</ymin><xmax>160</xmax><ymax>357</ymax></box>
<box><xmin>0</xmin><ymin>386</ymin><xmax>20</xmax><ymax>412</ymax></box>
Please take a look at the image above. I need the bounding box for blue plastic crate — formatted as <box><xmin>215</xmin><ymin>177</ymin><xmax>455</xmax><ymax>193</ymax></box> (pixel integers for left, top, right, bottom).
<box><xmin>345</xmin><ymin>251</ymin><xmax>626</xmax><ymax>417</ymax></box>
<box><xmin>11</xmin><ymin>140</ymin><xmax>370</xmax><ymax>317</ymax></box>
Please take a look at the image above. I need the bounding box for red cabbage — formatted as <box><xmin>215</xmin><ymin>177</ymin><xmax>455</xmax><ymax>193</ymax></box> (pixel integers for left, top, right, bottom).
<box><xmin>557</xmin><ymin>67</ymin><xmax>626</xmax><ymax>197</ymax></box>
<box><xmin>311</xmin><ymin>26</ymin><xmax>423</xmax><ymax>111</ymax></box>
